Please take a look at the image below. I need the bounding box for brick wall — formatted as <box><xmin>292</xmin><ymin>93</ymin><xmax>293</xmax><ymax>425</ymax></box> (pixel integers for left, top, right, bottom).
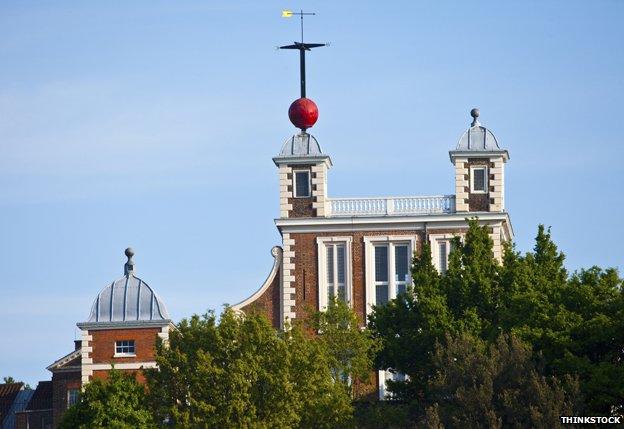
<box><xmin>240</xmin><ymin>267</ymin><xmax>282</xmax><ymax>328</ymax></box>
<box><xmin>90</xmin><ymin>328</ymin><xmax>160</xmax><ymax>364</ymax></box>
<box><xmin>52</xmin><ymin>371</ymin><xmax>80</xmax><ymax>428</ymax></box>
<box><xmin>15</xmin><ymin>410</ymin><xmax>53</xmax><ymax>429</ymax></box>
<box><xmin>289</xmin><ymin>230</ymin><xmax>426</xmax><ymax>325</ymax></box>
<box><xmin>467</xmin><ymin>158</ymin><xmax>490</xmax><ymax>212</ymax></box>
<box><xmin>91</xmin><ymin>370</ymin><xmax>148</xmax><ymax>385</ymax></box>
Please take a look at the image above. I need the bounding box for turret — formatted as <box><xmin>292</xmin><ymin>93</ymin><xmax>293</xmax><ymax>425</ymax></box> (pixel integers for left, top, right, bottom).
<box><xmin>449</xmin><ymin>108</ymin><xmax>509</xmax><ymax>213</ymax></box>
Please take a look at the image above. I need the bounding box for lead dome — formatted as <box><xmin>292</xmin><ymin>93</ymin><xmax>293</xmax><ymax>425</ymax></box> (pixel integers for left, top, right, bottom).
<box><xmin>277</xmin><ymin>132</ymin><xmax>324</xmax><ymax>158</ymax></box>
<box><xmin>455</xmin><ymin>108</ymin><xmax>501</xmax><ymax>151</ymax></box>
<box><xmin>83</xmin><ymin>248</ymin><xmax>170</xmax><ymax>324</ymax></box>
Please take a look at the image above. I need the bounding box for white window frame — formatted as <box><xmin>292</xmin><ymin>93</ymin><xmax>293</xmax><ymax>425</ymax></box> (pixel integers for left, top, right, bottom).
<box><xmin>292</xmin><ymin>169</ymin><xmax>311</xmax><ymax>198</ymax></box>
<box><xmin>364</xmin><ymin>236</ymin><xmax>415</xmax><ymax>400</ymax></box>
<box><xmin>317</xmin><ymin>237</ymin><xmax>353</xmax><ymax>310</ymax></box>
<box><xmin>364</xmin><ymin>235</ymin><xmax>416</xmax><ymax>316</ymax></box>
<box><xmin>429</xmin><ymin>233</ymin><xmax>463</xmax><ymax>273</ymax></box>
<box><xmin>114</xmin><ymin>340</ymin><xmax>136</xmax><ymax>357</ymax></box>
<box><xmin>470</xmin><ymin>165</ymin><xmax>488</xmax><ymax>193</ymax></box>
<box><xmin>378</xmin><ymin>369</ymin><xmax>411</xmax><ymax>400</ymax></box>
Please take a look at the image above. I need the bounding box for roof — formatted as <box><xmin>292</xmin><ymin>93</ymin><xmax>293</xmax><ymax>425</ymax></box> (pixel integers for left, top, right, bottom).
<box><xmin>278</xmin><ymin>132</ymin><xmax>323</xmax><ymax>157</ymax></box>
<box><xmin>47</xmin><ymin>349</ymin><xmax>81</xmax><ymax>373</ymax></box>
<box><xmin>79</xmin><ymin>248</ymin><xmax>170</xmax><ymax>328</ymax></box>
<box><xmin>456</xmin><ymin>124</ymin><xmax>500</xmax><ymax>151</ymax></box>
<box><xmin>0</xmin><ymin>383</ymin><xmax>24</xmax><ymax>426</ymax></box>
<box><xmin>25</xmin><ymin>382</ymin><xmax>52</xmax><ymax>411</ymax></box>
<box><xmin>450</xmin><ymin>108</ymin><xmax>509</xmax><ymax>161</ymax></box>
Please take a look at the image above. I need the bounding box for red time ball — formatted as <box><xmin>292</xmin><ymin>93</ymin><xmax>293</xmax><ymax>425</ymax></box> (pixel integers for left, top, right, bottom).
<box><xmin>288</xmin><ymin>98</ymin><xmax>318</xmax><ymax>130</ymax></box>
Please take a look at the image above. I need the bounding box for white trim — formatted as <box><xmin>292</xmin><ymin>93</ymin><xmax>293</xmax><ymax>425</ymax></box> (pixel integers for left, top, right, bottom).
<box><xmin>232</xmin><ymin>247</ymin><xmax>282</xmax><ymax>311</ymax></box>
<box><xmin>80</xmin><ymin>329</ymin><xmax>92</xmax><ymax>384</ymax></box>
<box><xmin>470</xmin><ymin>166</ymin><xmax>488</xmax><ymax>194</ymax></box>
<box><xmin>292</xmin><ymin>169</ymin><xmax>311</xmax><ymax>198</ymax></box>
<box><xmin>275</xmin><ymin>214</ymin><xmax>513</xmax><ymax>242</ymax></box>
<box><xmin>449</xmin><ymin>149</ymin><xmax>509</xmax><ymax>161</ymax></box>
<box><xmin>89</xmin><ymin>362</ymin><xmax>157</xmax><ymax>371</ymax></box>
<box><xmin>276</xmin><ymin>212</ymin><xmax>510</xmax><ymax>227</ymax></box>
<box><xmin>428</xmin><ymin>233</ymin><xmax>462</xmax><ymax>273</ymax></box>
<box><xmin>364</xmin><ymin>235</ymin><xmax>416</xmax><ymax>316</ymax></box>
<box><xmin>316</xmin><ymin>236</ymin><xmax>353</xmax><ymax>310</ymax></box>
<box><xmin>281</xmin><ymin>233</ymin><xmax>295</xmax><ymax>328</ymax></box>
<box><xmin>113</xmin><ymin>353</ymin><xmax>136</xmax><ymax>358</ymax></box>
<box><xmin>77</xmin><ymin>320</ymin><xmax>171</xmax><ymax>330</ymax></box>
<box><xmin>47</xmin><ymin>349</ymin><xmax>81</xmax><ymax>372</ymax></box>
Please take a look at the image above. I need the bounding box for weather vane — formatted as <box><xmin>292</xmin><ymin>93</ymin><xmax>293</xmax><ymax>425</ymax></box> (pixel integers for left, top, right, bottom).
<box><xmin>280</xmin><ymin>9</ymin><xmax>327</xmax><ymax>99</ymax></box>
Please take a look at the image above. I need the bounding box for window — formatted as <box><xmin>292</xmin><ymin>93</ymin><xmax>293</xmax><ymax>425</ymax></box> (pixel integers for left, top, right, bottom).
<box><xmin>293</xmin><ymin>170</ymin><xmax>310</xmax><ymax>198</ymax></box>
<box><xmin>439</xmin><ymin>241</ymin><xmax>448</xmax><ymax>273</ymax></box>
<box><xmin>67</xmin><ymin>388</ymin><xmax>80</xmax><ymax>408</ymax></box>
<box><xmin>395</xmin><ymin>245</ymin><xmax>409</xmax><ymax>295</ymax></box>
<box><xmin>374</xmin><ymin>246</ymin><xmax>389</xmax><ymax>305</ymax></box>
<box><xmin>367</xmin><ymin>239</ymin><xmax>412</xmax><ymax>308</ymax></box>
<box><xmin>115</xmin><ymin>340</ymin><xmax>135</xmax><ymax>356</ymax></box>
<box><xmin>430</xmin><ymin>234</ymin><xmax>460</xmax><ymax>273</ymax></box>
<box><xmin>317</xmin><ymin>237</ymin><xmax>353</xmax><ymax>310</ymax></box>
<box><xmin>326</xmin><ymin>244</ymin><xmax>347</xmax><ymax>302</ymax></box>
<box><xmin>471</xmin><ymin>166</ymin><xmax>487</xmax><ymax>193</ymax></box>
<box><xmin>379</xmin><ymin>369</ymin><xmax>409</xmax><ymax>399</ymax></box>
<box><xmin>365</xmin><ymin>236</ymin><xmax>415</xmax><ymax>400</ymax></box>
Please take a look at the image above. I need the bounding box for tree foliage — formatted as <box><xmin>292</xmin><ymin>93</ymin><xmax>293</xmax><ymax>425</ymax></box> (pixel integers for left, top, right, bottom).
<box><xmin>145</xmin><ymin>308</ymin><xmax>353</xmax><ymax>428</ymax></box>
<box><xmin>59</xmin><ymin>369</ymin><xmax>154</xmax><ymax>429</ymax></box>
<box><xmin>368</xmin><ymin>219</ymin><xmax>623</xmax><ymax>421</ymax></box>
<box><xmin>424</xmin><ymin>333</ymin><xmax>579</xmax><ymax>429</ymax></box>
<box><xmin>308</xmin><ymin>297</ymin><xmax>380</xmax><ymax>394</ymax></box>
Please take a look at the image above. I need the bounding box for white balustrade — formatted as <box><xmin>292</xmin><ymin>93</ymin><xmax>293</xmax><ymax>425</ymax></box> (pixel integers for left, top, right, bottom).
<box><xmin>328</xmin><ymin>195</ymin><xmax>455</xmax><ymax>217</ymax></box>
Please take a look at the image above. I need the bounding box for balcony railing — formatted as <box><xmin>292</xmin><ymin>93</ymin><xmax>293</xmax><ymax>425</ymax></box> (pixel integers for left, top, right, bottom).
<box><xmin>327</xmin><ymin>195</ymin><xmax>456</xmax><ymax>217</ymax></box>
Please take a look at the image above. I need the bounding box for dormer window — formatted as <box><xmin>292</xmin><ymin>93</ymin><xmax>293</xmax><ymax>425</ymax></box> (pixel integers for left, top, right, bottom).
<box><xmin>471</xmin><ymin>166</ymin><xmax>488</xmax><ymax>193</ymax></box>
<box><xmin>293</xmin><ymin>170</ymin><xmax>311</xmax><ymax>198</ymax></box>
<box><xmin>115</xmin><ymin>340</ymin><xmax>135</xmax><ymax>357</ymax></box>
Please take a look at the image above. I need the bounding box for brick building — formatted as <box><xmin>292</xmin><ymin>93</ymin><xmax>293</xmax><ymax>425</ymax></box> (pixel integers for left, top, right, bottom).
<box><xmin>16</xmin><ymin>249</ymin><xmax>172</xmax><ymax>428</ymax></box>
<box><xmin>233</xmin><ymin>107</ymin><xmax>513</xmax><ymax>397</ymax></box>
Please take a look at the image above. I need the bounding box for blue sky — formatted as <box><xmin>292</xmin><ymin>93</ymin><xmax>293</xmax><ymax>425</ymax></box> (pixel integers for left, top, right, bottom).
<box><xmin>1</xmin><ymin>1</ymin><xmax>622</xmax><ymax>385</ymax></box>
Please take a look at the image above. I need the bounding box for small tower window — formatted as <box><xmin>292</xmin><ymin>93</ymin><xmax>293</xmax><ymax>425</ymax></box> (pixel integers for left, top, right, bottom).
<box><xmin>293</xmin><ymin>170</ymin><xmax>311</xmax><ymax>198</ymax></box>
<box><xmin>471</xmin><ymin>166</ymin><xmax>488</xmax><ymax>193</ymax></box>
<box><xmin>115</xmin><ymin>340</ymin><xmax>135</xmax><ymax>356</ymax></box>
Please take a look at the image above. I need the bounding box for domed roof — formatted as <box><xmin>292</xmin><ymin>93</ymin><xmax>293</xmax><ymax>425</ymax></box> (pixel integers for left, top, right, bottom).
<box><xmin>456</xmin><ymin>108</ymin><xmax>501</xmax><ymax>151</ymax></box>
<box><xmin>278</xmin><ymin>131</ymin><xmax>324</xmax><ymax>157</ymax></box>
<box><xmin>450</xmin><ymin>108</ymin><xmax>509</xmax><ymax>160</ymax></box>
<box><xmin>82</xmin><ymin>248</ymin><xmax>170</xmax><ymax>326</ymax></box>
<box><xmin>457</xmin><ymin>125</ymin><xmax>500</xmax><ymax>151</ymax></box>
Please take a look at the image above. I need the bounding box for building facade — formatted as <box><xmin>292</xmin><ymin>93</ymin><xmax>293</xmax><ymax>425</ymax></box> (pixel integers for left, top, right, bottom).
<box><xmin>233</xmin><ymin>107</ymin><xmax>512</xmax><ymax>396</ymax></box>
<box><xmin>17</xmin><ymin>249</ymin><xmax>172</xmax><ymax>429</ymax></box>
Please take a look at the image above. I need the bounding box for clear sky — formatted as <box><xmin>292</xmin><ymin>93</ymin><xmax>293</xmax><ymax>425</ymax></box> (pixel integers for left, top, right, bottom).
<box><xmin>1</xmin><ymin>1</ymin><xmax>622</xmax><ymax>385</ymax></box>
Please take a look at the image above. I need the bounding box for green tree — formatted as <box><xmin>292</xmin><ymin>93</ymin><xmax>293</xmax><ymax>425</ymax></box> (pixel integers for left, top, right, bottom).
<box><xmin>369</xmin><ymin>220</ymin><xmax>623</xmax><ymax>418</ymax></box>
<box><xmin>309</xmin><ymin>297</ymin><xmax>379</xmax><ymax>395</ymax></box>
<box><xmin>424</xmin><ymin>333</ymin><xmax>580</xmax><ymax>429</ymax></box>
<box><xmin>2</xmin><ymin>376</ymin><xmax>31</xmax><ymax>389</ymax></box>
<box><xmin>59</xmin><ymin>369</ymin><xmax>154</xmax><ymax>429</ymax></box>
<box><xmin>500</xmin><ymin>226</ymin><xmax>624</xmax><ymax>415</ymax></box>
<box><xmin>368</xmin><ymin>240</ymin><xmax>455</xmax><ymax>402</ymax></box>
<box><xmin>146</xmin><ymin>308</ymin><xmax>353</xmax><ymax>428</ymax></box>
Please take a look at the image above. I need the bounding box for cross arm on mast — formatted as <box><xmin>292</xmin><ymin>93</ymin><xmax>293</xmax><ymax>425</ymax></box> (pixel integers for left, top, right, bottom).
<box><xmin>279</xmin><ymin>10</ymin><xmax>327</xmax><ymax>99</ymax></box>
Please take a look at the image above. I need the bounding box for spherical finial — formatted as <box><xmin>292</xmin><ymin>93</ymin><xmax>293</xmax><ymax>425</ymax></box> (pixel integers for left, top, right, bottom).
<box><xmin>288</xmin><ymin>98</ymin><xmax>319</xmax><ymax>131</ymax></box>
<box><xmin>470</xmin><ymin>108</ymin><xmax>480</xmax><ymax>127</ymax></box>
<box><xmin>124</xmin><ymin>247</ymin><xmax>135</xmax><ymax>275</ymax></box>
